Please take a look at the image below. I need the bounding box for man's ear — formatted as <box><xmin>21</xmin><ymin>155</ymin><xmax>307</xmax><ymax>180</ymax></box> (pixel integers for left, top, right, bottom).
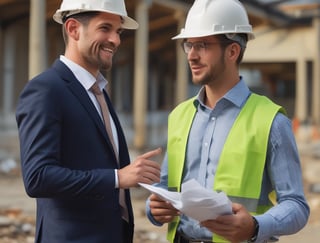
<box><xmin>226</xmin><ymin>42</ymin><xmax>241</xmax><ymax>62</ymax></box>
<box><xmin>64</xmin><ymin>18</ymin><xmax>81</xmax><ymax>41</ymax></box>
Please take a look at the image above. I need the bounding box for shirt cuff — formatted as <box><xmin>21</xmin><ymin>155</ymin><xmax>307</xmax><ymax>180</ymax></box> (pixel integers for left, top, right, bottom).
<box><xmin>114</xmin><ymin>169</ymin><xmax>119</xmax><ymax>188</ymax></box>
<box><xmin>254</xmin><ymin>214</ymin><xmax>278</xmax><ymax>242</ymax></box>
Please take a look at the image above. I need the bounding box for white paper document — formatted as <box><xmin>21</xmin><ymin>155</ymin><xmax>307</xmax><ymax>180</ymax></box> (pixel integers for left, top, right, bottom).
<box><xmin>139</xmin><ymin>179</ymin><xmax>232</xmax><ymax>222</ymax></box>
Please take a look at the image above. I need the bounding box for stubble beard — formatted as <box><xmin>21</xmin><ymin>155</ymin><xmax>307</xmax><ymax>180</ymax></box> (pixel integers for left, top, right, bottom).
<box><xmin>192</xmin><ymin>54</ymin><xmax>226</xmax><ymax>86</ymax></box>
<box><xmin>95</xmin><ymin>44</ymin><xmax>113</xmax><ymax>72</ymax></box>
<box><xmin>97</xmin><ymin>53</ymin><xmax>112</xmax><ymax>72</ymax></box>
<box><xmin>83</xmin><ymin>46</ymin><xmax>113</xmax><ymax>73</ymax></box>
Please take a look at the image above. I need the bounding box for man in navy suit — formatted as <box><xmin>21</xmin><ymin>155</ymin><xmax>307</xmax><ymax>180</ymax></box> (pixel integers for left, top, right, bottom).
<box><xmin>16</xmin><ymin>0</ymin><xmax>161</xmax><ymax>242</ymax></box>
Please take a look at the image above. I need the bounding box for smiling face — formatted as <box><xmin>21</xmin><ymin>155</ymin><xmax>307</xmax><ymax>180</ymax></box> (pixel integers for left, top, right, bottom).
<box><xmin>64</xmin><ymin>12</ymin><xmax>123</xmax><ymax>77</ymax></box>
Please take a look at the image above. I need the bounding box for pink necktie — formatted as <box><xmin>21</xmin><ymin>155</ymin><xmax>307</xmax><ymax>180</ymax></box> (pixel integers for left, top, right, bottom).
<box><xmin>90</xmin><ymin>82</ymin><xmax>129</xmax><ymax>221</ymax></box>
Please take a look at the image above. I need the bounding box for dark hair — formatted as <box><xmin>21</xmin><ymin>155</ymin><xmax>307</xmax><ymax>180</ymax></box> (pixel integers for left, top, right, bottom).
<box><xmin>62</xmin><ymin>11</ymin><xmax>100</xmax><ymax>45</ymax></box>
<box><xmin>215</xmin><ymin>34</ymin><xmax>247</xmax><ymax>65</ymax></box>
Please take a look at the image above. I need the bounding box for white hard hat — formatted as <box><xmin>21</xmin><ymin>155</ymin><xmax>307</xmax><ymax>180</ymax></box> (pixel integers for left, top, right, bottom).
<box><xmin>172</xmin><ymin>0</ymin><xmax>254</xmax><ymax>41</ymax></box>
<box><xmin>53</xmin><ymin>0</ymin><xmax>138</xmax><ymax>29</ymax></box>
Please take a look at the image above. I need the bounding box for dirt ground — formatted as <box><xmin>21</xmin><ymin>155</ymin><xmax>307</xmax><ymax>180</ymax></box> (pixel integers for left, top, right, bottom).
<box><xmin>0</xmin><ymin>133</ymin><xmax>319</xmax><ymax>242</ymax></box>
<box><xmin>0</xmin><ymin>159</ymin><xmax>319</xmax><ymax>243</ymax></box>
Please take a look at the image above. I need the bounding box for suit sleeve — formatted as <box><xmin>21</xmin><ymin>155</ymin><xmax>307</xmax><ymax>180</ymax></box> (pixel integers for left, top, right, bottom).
<box><xmin>16</xmin><ymin>76</ymin><xmax>117</xmax><ymax>200</ymax></box>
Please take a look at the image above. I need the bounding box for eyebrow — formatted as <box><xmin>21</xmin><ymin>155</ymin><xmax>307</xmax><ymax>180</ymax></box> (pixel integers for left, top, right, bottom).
<box><xmin>98</xmin><ymin>22</ymin><xmax>124</xmax><ymax>33</ymax></box>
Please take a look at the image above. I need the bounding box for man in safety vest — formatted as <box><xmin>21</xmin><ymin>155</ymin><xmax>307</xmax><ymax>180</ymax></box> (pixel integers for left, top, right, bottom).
<box><xmin>146</xmin><ymin>0</ymin><xmax>309</xmax><ymax>242</ymax></box>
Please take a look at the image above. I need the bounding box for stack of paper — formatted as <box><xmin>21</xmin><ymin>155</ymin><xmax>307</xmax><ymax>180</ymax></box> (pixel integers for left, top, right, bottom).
<box><xmin>139</xmin><ymin>179</ymin><xmax>232</xmax><ymax>221</ymax></box>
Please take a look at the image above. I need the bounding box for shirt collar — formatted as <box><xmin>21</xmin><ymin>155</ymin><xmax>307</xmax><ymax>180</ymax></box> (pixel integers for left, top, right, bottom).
<box><xmin>224</xmin><ymin>77</ymin><xmax>251</xmax><ymax>108</ymax></box>
<box><xmin>60</xmin><ymin>55</ymin><xmax>108</xmax><ymax>92</ymax></box>
<box><xmin>194</xmin><ymin>77</ymin><xmax>251</xmax><ymax>109</ymax></box>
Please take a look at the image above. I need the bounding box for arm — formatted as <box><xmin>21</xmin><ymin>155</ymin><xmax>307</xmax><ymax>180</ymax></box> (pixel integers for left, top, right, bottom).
<box><xmin>16</xmin><ymin>76</ymin><xmax>161</xmax><ymax>199</ymax></box>
<box><xmin>256</xmin><ymin>113</ymin><xmax>309</xmax><ymax>241</ymax></box>
<box><xmin>16</xmin><ymin>77</ymin><xmax>117</xmax><ymax>199</ymax></box>
<box><xmin>201</xmin><ymin>113</ymin><xmax>309</xmax><ymax>242</ymax></box>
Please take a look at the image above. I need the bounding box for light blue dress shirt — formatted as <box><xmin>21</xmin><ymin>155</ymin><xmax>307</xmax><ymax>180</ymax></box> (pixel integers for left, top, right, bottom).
<box><xmin>146</xmin><ymin>79</ymin><xmax>309</xmax><ymax>242</ymax></box>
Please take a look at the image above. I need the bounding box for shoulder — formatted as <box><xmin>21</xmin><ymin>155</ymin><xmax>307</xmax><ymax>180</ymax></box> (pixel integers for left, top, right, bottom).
<box><xmin>17</xmin><ymin>60</ymin><xmax>71</xmax><ymax>111</ymax></box>
<box><xmin>24</xmin><ymin>60</ymin><xmax>70</xmax><ymax>93</ymax></box>
<box><xmin>269</xmin><ymin>112</ymin><xmax>295</xmax><ymax>150</ymax></box>
<box><xmin>272</xmin><ymin>112</ymin><xmax>292</xmax><ymax>135</ymax></box>
<box><xmin>170</xmin><ymin>97</ymin><xmax>197</xmax><ymax>115</ymax></box>
<box><xmin>248</xmin><ymin>93</ymin><xmax>285</xmax><ymax>114</ymax></box>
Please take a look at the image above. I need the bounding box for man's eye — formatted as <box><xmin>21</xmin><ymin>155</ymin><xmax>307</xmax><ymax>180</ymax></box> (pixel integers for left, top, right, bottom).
<box><xmin>100</xmin><ymin>25</ymin><xmax>111</xmax><ymax>32</ymax></box>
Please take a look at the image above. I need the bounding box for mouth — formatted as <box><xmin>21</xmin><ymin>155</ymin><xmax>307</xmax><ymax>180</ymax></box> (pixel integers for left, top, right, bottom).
<box><xmin>190</xmin><ymin>64</ymin><xmax>204</xmax><ymax>74</ymax></box>
<box><xmin>101</xmin><ymin>45</ymin><xmax>116</xmax><ymax>55</ymax></box>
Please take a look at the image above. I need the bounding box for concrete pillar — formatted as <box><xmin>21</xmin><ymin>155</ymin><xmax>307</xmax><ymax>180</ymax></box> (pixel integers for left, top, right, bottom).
<box><xmin>3</xmin><ymin>30</ymin><xmax>15</xmax><ymax>119</ymax></box>
<box><xmin>29</xmin><ymin>0</ymin><xmax>46</xmax><ymax>79</ymax></box>
<box><xmin>295</xmin><ymin>57</ymin><xmax>307</xmax><ymax>122</ymax></box>
<box><xmin>312</xmin><ymin>18</ymin><xmax>320</xmax><ymax>125</ymax></box>
<box><xmin>174</xmin><ymin>12</ymin><xmax>188</xmax><ymax>105</ymax></box>
<box><xmin>133</xmin><ymin>0</ymin><xmax>151</xmax><ymax>149</ymax></box>
<box><xmin>0</xmin><ymin>26</ymin><xmax>3</xmax><ymax>114</ymax></box>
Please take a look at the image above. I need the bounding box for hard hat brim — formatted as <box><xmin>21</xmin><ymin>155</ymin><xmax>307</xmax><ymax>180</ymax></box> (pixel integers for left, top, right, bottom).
<box><xmin>53</xmin><ymin>9</ymin><xmax>139</xmax><ymax>30</ymax></box>
<box><xmin>172</xmin><ymin>29</ymin><xmax>255</xmax><ymax>40</ymax></box>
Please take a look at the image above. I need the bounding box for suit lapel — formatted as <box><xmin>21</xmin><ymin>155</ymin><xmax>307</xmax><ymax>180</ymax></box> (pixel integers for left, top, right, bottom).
<box><xmin>52</xmin><ymin>60</ymin><xmax>118</xmax><ymax>163</ymax></box>
<box><xmin>104</xmin><ymin>90</ymin><xmax>130</xmax><ymax>168</ymax></box>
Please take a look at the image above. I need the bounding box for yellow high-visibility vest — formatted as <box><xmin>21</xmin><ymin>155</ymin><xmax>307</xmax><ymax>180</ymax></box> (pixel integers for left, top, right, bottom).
<box><xmin>166</xmin><ymin>93</ymin><xmax>285</xmax><ymax>242</ymax></box>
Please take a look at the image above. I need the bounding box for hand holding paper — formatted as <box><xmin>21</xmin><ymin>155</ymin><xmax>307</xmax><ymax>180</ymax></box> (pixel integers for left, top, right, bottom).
<box><xmin>140</xmin><ymin>179</ymin><xmax>232</xmax><ymax>221</ymax></box>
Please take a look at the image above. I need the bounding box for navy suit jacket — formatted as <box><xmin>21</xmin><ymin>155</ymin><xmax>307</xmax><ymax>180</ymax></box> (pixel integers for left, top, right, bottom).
<box><xmin>16</xmin><ymin>59</ymin><xmax>134</xmax><ymax>242</ymax></box>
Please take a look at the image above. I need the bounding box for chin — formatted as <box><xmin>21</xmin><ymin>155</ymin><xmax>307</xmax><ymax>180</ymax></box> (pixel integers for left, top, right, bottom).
<box><xmin>192</xmin><ymin>77</ymin><xmax>202</xmax><ymax>85</ymax></box>
<box><xmin>99</xmin><ymin>63</ymin><xmax>112</xmax><ymax>72</ymax></box>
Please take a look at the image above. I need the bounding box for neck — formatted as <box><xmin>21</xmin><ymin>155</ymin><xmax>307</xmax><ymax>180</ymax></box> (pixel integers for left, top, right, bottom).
<box><xmin>203</xmin><ymin>77</ymin><xmax>240</xmax><ymax>108</ymax></box>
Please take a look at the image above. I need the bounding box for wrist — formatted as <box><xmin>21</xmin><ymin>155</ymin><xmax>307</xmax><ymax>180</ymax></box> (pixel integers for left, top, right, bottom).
<box><xmin>247</xmin><ymin>216</ymin><xmax>259</xmax><ymax>242</ymax></box>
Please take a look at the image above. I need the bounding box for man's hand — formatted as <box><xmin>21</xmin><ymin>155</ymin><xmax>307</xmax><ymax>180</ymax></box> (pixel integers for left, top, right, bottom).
<box><xmin>149</xmin><ymin>193</ymin><xmax>180</xmax><ymax>224</ymax></box>
<box><xmin>200</xmin><ymin>203</ymin><xmax>256</xmax><ymax>243</ymax></box>
<box><xmin>118</xmin><ymin>148</ymin><xmax>162</xmax><ymax>188</ymax></box>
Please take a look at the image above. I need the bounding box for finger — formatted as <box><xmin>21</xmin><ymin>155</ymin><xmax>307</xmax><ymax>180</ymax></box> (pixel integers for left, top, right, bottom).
<box><xmin>152</xmin><ymin>208</ymin><xmax>179</xmax><ymax>217</ymax></box>
<box><xmin>200</xmin><ymin>220</ymin><xmax>233</xmax><ymax>237</ymax></box>
<box><xmin>150</xmin><ymin>202</ymin><xmax>180</xmax><ymax>216</ymax></box>
<box><xmin>231</xmin><ymin>203</ymin><xmax>243</xmax><ymax>213</ymax></box>
<box><xmin>149</xmin><ymin>195</ymin><xmax>177</xmax><ymax>210</ymax></box>
<box><xmin>140</xmin><ymin>174</ymin><xmax>160</xmax><ymax>184</ymax></box>
<box><xmin>140</xmin><ymin>147</ymin><xmax>162</xmax><ymax>159</ymax></box>
<box><xmin>154</xmin><ymin>215</ymin><xmax>176</xmax><ymax>224</ymax></box>
<box><xmin>142</xmin><ymin>159</ymin><xmax>161</xmax><ymax>170</ymax></box>
<box><xmin>141</xmin><ymin>167</ymin><xmax>161</xmax><ymax>179</ymax></box>
<box><xmin>149</xmin><ymin>193</ymin><xmax>165</xmax><ymax>202</ymax></box>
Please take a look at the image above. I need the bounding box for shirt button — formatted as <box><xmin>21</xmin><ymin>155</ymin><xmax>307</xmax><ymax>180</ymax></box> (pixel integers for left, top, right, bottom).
<box><xmin>211</xmin><ymin>117</ymin><xmax>215</xmax><ymax>121</ymax></box>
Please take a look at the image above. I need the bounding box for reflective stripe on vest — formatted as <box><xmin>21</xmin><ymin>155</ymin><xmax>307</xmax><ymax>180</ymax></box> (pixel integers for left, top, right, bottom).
<box><xmin>166</xmin><ymin>93</ymin><xmax>285</xmax><ymax>243</ymax></box>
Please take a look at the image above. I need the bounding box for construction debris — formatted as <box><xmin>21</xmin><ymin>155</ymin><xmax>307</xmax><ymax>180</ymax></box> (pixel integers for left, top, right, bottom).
<box><xmin>0</xmin><ymin>208</ymin><xmax>35</xmax><ymax>243</ymax></box>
